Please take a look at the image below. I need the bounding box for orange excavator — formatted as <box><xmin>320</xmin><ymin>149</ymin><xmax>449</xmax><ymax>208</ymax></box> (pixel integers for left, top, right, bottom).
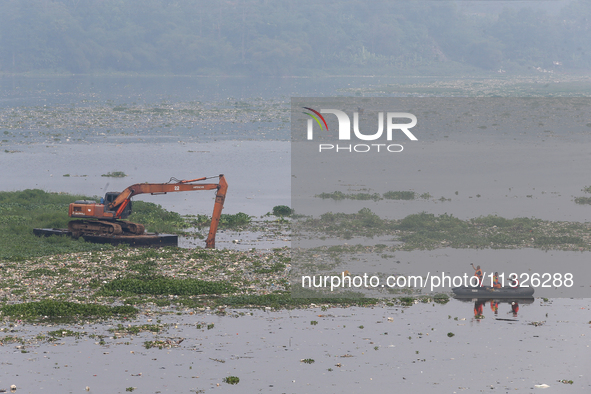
<box><xmin>68</xmin><ymin>174</ymin><xmax>227</xmax><ymax>248</ymax></box>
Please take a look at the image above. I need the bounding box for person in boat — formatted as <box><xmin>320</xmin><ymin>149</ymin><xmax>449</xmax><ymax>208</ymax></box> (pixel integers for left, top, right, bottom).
<box><xmin>508</xmin><ymin>275</ymin><xmax>520</xmax><ymax>288</ymax></box>
<box><xmin>470</xmin><ymin>263</ymin><xmax>484</xmax><ymax>286</ymax></box>
<box><xmin>492</xmin><ymin>272</ymin><xmax>501</xmax><ymax>288</ymax></box>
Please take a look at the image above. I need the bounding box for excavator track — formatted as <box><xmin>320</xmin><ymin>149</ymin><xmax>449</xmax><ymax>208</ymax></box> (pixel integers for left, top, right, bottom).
<box><xmin>68</xmin><ymin>220</ymin><xmax>144</xmax><ymax>238</ymax></box>
<box><xmin>118</xmin><ymin>221</ymin><xmax>145</xmax><ymax>235</ymax></box>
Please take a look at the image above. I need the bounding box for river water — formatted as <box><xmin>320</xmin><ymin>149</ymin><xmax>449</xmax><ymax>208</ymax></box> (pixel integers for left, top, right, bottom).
<box><xmin>1</xmin><ymin>76</ymin><xmax>590</xmax><ymax>393</ymax></box>
<box><xmin>0</xmin><ymin>299</ymin><xmax>589</xmax><ymax>393</ymax></box>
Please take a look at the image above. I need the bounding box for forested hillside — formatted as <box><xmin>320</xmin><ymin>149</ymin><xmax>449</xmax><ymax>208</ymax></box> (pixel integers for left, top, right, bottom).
<box><xmin>1</xmin><ymin>0</ymin><xmax>590</xmax><ymax>75</ymax></box>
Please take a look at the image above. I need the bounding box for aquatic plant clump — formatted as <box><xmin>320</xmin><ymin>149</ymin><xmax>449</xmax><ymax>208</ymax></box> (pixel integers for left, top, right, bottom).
<box><xmin>185</xmin><ymin>212</ymin><xmax>252</xmax><ymax>228</ymax></box>
<box><xmin>131</xmin><ymin>201</ymin><xmax>190</xmax><ymax>233</ymax></box>
<box><xmin>223</xmin><ymin>376</ymin><xmax>240</xmax><ymax>385</ymax></box>
<box><xmin>101</xmin><ymin>171</ymin><xmax>127</xmax><ymax>178</ymax></box>
<box><xmin>272</xmin><ymin>205</ymin><xmax>293</xmax><ymax>216</ymax></box>
<box><xmin>574</xmin><ymin>196</ymin><xmax>591</xmax><ymax>205</ymax></box>
<box><xmin>298</xmin><ymin>209</ymin><xmax>591</xmax><ymax>251</ymax></box>
<box><xmin>47</xmin><ymin>329</ymin><xmax>84</xmax><ymax>338</ymax></box>
<box><xmin>99</xmin><ymin>276</ymin><xmax>236</xmax><ymax>296</ymax></box>
<box><xmin>0</xmin><ymin>300</ymin><xmax>137</xmax><ymax>319</ymax></box>
<box><xmin>383</xmin><ymin>191</ymin><xmax>416</xmax><ymax>200</ymax></box>
<box><xmin>316</xmin><ymin>190</ymin><xmax>425</xmax><ymax>201</ymax></box>
<box><xmin>316</xmin><ymin>191</ymin><xmax>382</xmax><ymax>201</ymax></box>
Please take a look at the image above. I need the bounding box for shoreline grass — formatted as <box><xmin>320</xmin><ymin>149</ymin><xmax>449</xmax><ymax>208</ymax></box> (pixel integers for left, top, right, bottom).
<box><xmin>0</xmin><ymin>190</ymin><xmax>262</xmax><ymax>261</ymax></box>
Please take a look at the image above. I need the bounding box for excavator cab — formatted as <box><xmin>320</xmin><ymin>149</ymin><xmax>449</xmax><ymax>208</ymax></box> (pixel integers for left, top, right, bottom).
<box><xmin>104</xmin><ymin>192</ymin><xmax>132</xmax><ymax>218</ymax></box>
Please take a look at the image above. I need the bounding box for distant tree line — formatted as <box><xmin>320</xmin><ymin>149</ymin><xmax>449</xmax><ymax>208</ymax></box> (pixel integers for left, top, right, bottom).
<box><xmin>0</xmin><ymin>0</ymin><xmax>590</xmax><ymax>75</ymax></box>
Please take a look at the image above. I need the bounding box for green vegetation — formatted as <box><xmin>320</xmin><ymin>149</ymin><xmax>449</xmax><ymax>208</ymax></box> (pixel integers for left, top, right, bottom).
<box><xmin>447</xmin><ymin>332</ymin><xmax>455</xmax><ymax>338</ymax></box>
<box><xmin>574</xmin><ymin>197</ymin><xmax>591</xmax><ymax>205</ymax></box>
<box><xmin>25</xmin><ymin>268</ymin><xmax>58</xmax><ymax>277</ymax></box>
<box><xmin>569</xmin><ymin>185</ymin><xmax>591</xmax><ymax>205</ymax></box>
<box><xmin>383</xmin><ymin>191</ymin><xmax>416</xmax><ymax>200</ymax></box>
<box><xmin>252</xmin><ymin>262</ymin><xmax>286</xmax><ymax>274</ymax></box>
<box><xmin>433</xmin><ymin>294</ymin><xmax>450</xmax><ymax>305</ymax></box>
<box><xmin>143</xmin><ymin>340</ymin><xmax>168</xmax><ymax>350</ymax></box>
<box><xmin>185</xmin><ymin>212</ymin><xmax>252</xmax><ymax>229</ymax></box>
<box><xmin>0</xmin><ymin>189</ymin><xmax>112</xmax><ymax>260</ymax></box>
<box><xmin>223</xmin><ymin>376</ymin><xmax>240</xmax><ymax>385</ymax></box>
<box><xmin>0</xmin><ymin>300</ymin><xmax>137</xmax><ymax>320</ymax></box>
<box><xmin>0</xmin><ymin>190</ymin><xmax>197</xmax><ymax>260</ymax></box>
<box><xmin>317</xmin><ymin>191</ymin><xmax>382</xmax><ymax>202</ymax></box>
<box><xmin>301</xmin><ymin>359</ymin><xmax>315</xmax><ymax>364</ymax></box>
<box><xmin>99</xmin><ymin>276</ymin><xmax>236</xmax><ymax>296</ymax></box>
<box><xmin>47</xmin><ymin>329</ymin><xmax>84</xmax><ymax>338</ymax></box>
<box><xmin>317</xmin><ymin>190</ymin><xmax>426</xmax><ymax>202</ymax></box>
<box><xmin>108</xmin><ymin>324</ymin><xmax>164</xmax><ymax>335</ymax></box>
<box><xmin>304</xmin><ymin>208</ymin><xmax>391</xmax><ymax>237</ymax></box>
<box><xmin>219</xmin><ymin>212</ymin><xmax>252</xmax><ymax>227</ymax></box>
<box><xmin>101</xmin><ymin>171</ymin><xmax>127</xmax><ymax>178</ymax></box>
<box><xmin>300</xmin><ymin>209</ymin><xmax>590</xmax><ymax>251</ymax></box>
<box><xmin>131</xmin><ymin>201</ymin><xmax>189</xmax><ymax>233</ymax></box>
<box><xmin>272</xmin><ymin>205</ymin><xmax>293</xmax><ymax>217</ymax></box>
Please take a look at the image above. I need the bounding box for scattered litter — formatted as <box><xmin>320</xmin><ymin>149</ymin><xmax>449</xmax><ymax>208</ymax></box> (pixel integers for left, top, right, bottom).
<box><xmin>557</xmin><ymin>379</ymin><xmax>573</xmax><ymax>385</ymax></box>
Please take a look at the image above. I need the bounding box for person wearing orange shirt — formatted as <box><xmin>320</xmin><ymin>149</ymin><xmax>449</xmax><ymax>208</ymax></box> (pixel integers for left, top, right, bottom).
<box><xmin>492</xmin><ymin>272</ymin><xmax>501</xmax><ymax>288</ymax></box>
<box><xmin>470</xmin><ymin>263</ymin><xmax>484</xmax><ymax>286</ymax></box>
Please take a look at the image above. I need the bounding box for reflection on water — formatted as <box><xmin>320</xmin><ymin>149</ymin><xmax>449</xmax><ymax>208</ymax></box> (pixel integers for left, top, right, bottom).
<box><xmin>455</xmin><ymin>297</ymin><xmax>535</xmax><ymax>320</ymax></box>
<box><xmin>0</xmin><ymin>298</ymin><xmax>589</xmax><ymax>393</ymax></box>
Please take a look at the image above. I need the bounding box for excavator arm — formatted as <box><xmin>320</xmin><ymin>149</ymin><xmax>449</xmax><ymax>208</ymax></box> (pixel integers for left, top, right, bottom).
<box><xmin>108</xmin><ymin>174</ymin><xmax>228</xmax><ymax>248</ymax></box>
